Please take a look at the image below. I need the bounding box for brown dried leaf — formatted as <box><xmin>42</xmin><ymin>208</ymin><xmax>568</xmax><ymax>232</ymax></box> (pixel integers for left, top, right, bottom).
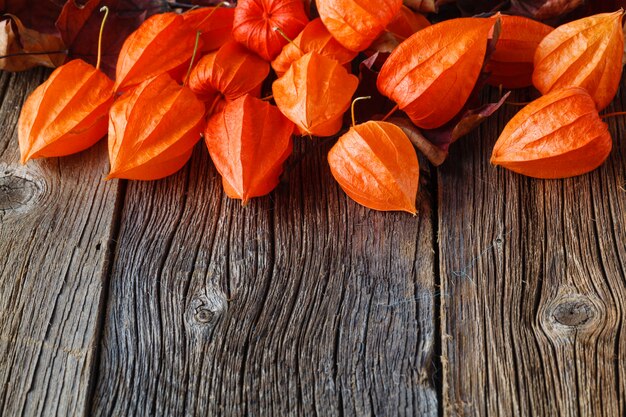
<box><xmin>403</xmin><ymin>0</ymin><xmax>437</xmax><ymax>13</ymax></box>
<box><xmin>387</xmin><ymin>117</ymin><xmax>447</xmax><ymax>166</ymax></box>
<box><xmin>0</xmin><ymin>15</ymin><xmax>66</xmax><ymax>71</ymax></box>
<box><xmin>509</xmin><ymin>0</ymin><xmax>583</xmax><ymax>20</ymax></box>
<box><xmin>1</xmin><ymin>0</ymin><xmax>64</xmax><ymax>34</ymax></box>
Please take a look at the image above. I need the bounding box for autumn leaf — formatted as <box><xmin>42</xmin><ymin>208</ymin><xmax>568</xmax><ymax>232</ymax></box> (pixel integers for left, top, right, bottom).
<box><xmin>491</xmin><ymin>87</ymin><xmax>612</xmax><ymax>179</ymax></box>
<box><xmin>1</xmin><ymin>0</ymin><xmax>64</xmax><ymax>34</ymax></box>
<box><xmin>421</xmin><ymin>92</ymin><xmax>510</xmax><ymax>154</ymax></box>
<box><xmin>204</xmin><ymin>95</ymin><xmax>294</xmax><ymax>204</ymax></box>
<box><xmin>403</xmin><ymin>0</ymin><xmax>436</xmax><ymax>13</ymax></box>
<box><xmin>352</xmin><ymin>52</ymin><xmax>396</xmax><ymax>123</ymax></box>
<box><xmin>328</xmin><ymin>120</ymin><xmax>419</xmax><ymax>214</ymax></box>
<box><xmin>55</xmin><ymin>0</ymin><xmax>167</xmax><ymax>78</ymax></box>
<box><xmin>0</xmin><ymin>14</ymin><xmax>66</xmax><ymax>71</ymax></box>
<box><xmin>509</xmin><ymin>0</ymin><xmax>583</xmax><ymax>20</ymax></box>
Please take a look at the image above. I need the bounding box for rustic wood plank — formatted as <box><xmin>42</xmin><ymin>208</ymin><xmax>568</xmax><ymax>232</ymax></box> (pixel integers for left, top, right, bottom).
<box><xmin>91</xmin><ymin>138</ymin><xmax>439</xmax><ymax>416</ymax></box>
<box><xmin>0</xmin><ymin>70</ymin><xmax>122</xmax><ymax>416</ymax></box>
<box><xmin>439</xmin><ymin>86</ymin><xmax>626</xmax><ymax>416</ymax></box>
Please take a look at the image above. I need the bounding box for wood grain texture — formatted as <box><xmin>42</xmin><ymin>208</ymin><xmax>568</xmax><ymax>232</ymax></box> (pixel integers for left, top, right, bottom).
<box><xmin>0</xmin><ymin>70</ymin><xmax>121</xmax><ymax>416</ymax></box>
<box><xmin>439</xmin><ymin>86</ymin><xmax>626</xmax><ymax>416</ymax></box>
<box><xmin>91</xmin><ymin>139</ymin><xmax>438</xmax><ymax>416</ymax></box>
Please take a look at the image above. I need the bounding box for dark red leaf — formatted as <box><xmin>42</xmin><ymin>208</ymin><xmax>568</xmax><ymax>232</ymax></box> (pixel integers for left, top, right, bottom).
<box><xmin>55</xmin><ymin>0</ymin><xmax>168</xmax><ymax>78</ymax></box>
<box><xmin>509</xmin><ymin>0</ymin><xmax>583</xmax><ymax>20</ymax></box>
<box><xmin>421</xmin><ymin>92</ymin><xmax>510</xmax><ymax>153</ymax></box>
<box><xmin>1</xmin><ymin>0</ymin><xmax>64</xmax><ymax>34</ymax></box>
<box><xmin>352</xmin><ymin>52</ymin><xmax>396</xmax><ymax>124</ymax></box>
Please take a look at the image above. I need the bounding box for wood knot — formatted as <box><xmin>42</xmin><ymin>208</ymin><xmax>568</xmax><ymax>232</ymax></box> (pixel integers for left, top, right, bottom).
<box><xmin>552</xmin><ymin>300</ymin><xmax>594</xmax><ymax>327</ymax></box>
<box><xmin>0</xmin><ymin>171</ymin><xmax>40</xmax><ymax>213</ymax></box>
<box><xmin>541</xmin><ymin>293</ymin><xmax>602</xmax><ymax>336</ymax></box>
<box><xmin>185</xmin><ymin>290</ymin><xmax>228</xmax><ymax>330</ymax></box>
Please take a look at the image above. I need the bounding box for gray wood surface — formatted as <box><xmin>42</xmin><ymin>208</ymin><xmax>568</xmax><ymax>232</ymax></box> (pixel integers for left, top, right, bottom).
<box><xmin>0</xmin><ymin>71</ymin><xmax>121</xmax><ymax>417</ymax></box>
<box><xmin>90</xmin><ymin>140</ymin><xmax>438</xmax><ymax>416</ymax></box>
<box><xmin>439</xmin><ymin>88</ymin><xmax>626</xmax><ymax>416</ymax></box>
<box><xmin>1</xmin><ymin>70</ymin><xmax>626</xmax><ymax>417</ymax></box>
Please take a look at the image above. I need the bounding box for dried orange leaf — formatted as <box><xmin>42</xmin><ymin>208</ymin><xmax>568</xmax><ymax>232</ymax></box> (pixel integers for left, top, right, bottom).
<box><xmin>533</xmin><ymin>11</ymin><xmax>624</xmax><ymax>111</ymax></box>
<box><xmin>182</xmin><ymin>6</ymin><xmax>234</xmax><ymax>53</ymax></box>
<box><xmin>328</xmin><ymin>120</ymin><xmax>419</xmax><ymax>214</ymax></box>
<box><xmin>317</xmin><ymin>0</ymin><xmax>402</xmax><ymax>52</ymax></box>
<box><xmin>205</xmin><ymin>95</ymin><xmax>294</xmax><ymax>204</ymax></box>
<box><xmin>18</xmin><ymin>59</ymin><xmax>113</xmax><ymax>163</ymax></box>
<box><xmin>272</xmin><ymin>51</ymin><xmax>359</xmax><ymax>137</ymax></box>
<box><xmin>189</xmin><ymin>41</ymin><xmax>269</xmax><ymax>106</ymax></box>
<box><xmin>486</xmin><ymin>15</ymin><xmax>552</xmax><ymax>89</ymax></box>
<box><xmin>0</xmin><ymin>15</ymin><xmax>66</xmax><ymax>71</ymax></box>
<box><xmin>107</xmin><ymin>73</ymin><xmax>205</xmax><ymax>180</ymax></box>
<box><xmin>114</xmin><ymin>12</ymin><xmax>200</xmax><ymax>92</ymax></box>
<box><xmin>232</xmin><ymin>0</ymin><xmax>308</xmax><ymax>61</ymax></box>
<box><xmin>491</xmin><ymin>87</ymin><xmax>612</xmax><ymax>179</ymax></box>
<box><xmin>271</xmin><ymin>18</ymin><xmax>357</xmax><ymax>77</ymax></box>
<box><xmin>377</xmin><ymin>17</ymin><xmax>495</xmax><ymax>129</ymax></box>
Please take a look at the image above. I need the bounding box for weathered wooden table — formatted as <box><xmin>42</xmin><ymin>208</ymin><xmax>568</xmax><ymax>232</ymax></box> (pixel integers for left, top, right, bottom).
<box><xmin>1</xmin><ymin>68</ymin><xmax>625</xmax><ymax>417</ymax></box>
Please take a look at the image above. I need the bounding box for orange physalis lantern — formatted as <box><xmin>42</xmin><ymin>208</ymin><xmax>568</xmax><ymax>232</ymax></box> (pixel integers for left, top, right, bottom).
<box><xmin>317</xmin><ymin>0</ymin><xmax>403</xmax><ymax>52</ymax></box>
<box><xmin>386</xmin><ymin>5</ymin><xmax>430</xmax><ymax>41</ymax></box>
<box><xmin>107</xmin><ymin>73</ymin><xmax>205</xmax><ymax>180</ymax></box>
<box><xmin>204</xmin><ymin>95</ymin><xmax>294</xmax><ymax>204</ymax></box>
<box><xmin>189</xmin><ymin>41</ymin><xmax>270</xmax><ymax>114</ymax></box>
<box><xmin>18</xmin><ymin>60</ymin><xmax>114</xmax><ymax>164</ymax></box>
<box><xmin>533</xmin><ymin>11</ymin><xmax>624</xmax><ymax>110</ymax></box>
<box><xmin>491</xmin><ymin>87</ymin><xmax>612</xmax><ymax>179</ymax></box>
<box><xmin>486</xmin><ymin>15</ymin><xmax>552</xmax><ymax>89</ymax></box>
<box><xmin>114</xmin><ymin>13</ymin><xmax>200</xmax><ymax>92</ymax></box>
<box><xmin>272</xmin><ymin>52</ymin><xmax>359</xmax><ymax>137</ymax></box>
<box><xmin>328</xmin><ymin>120</ymin><xmax>419</xmax><ymax>214</ymax></box>
<box><xmin>182</xmin><ymin>6</ymin><xmax>235</xmax><ymax>53</ymax></box>
<box><xmin>18</xmin><ymin>7</ymin><xmax>114</xmax><ymax>164</ymax></box>
<box><xmin>377</xmin><ymin>17</ymin><xmax>495</xmax><ymax>129</ymax></box>
<box><xmin>232</xmin><ymin>0</ymin><xmax>308</xmax><ymax>61</ymax></box>
<box><xmin>271</xmin><ymin>18</ymin><xmax>357</xmax><ymax>77</ymax></box>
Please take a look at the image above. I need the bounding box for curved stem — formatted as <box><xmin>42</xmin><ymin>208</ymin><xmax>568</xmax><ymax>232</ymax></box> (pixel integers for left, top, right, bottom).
<box><xmin>0</xmin><ymin>50</ymin><xmax>67</xmax><ymax>60</ymax></box>
<box><xmin>184</xmin><ymin>31</ymin><xmax>202</xmax><ymax>86</ymax></box>
<box><xmin>195</xmin><ymin>1</ymin><xmax>230</xmax><ymax>28</ymax></box>
<box><xmin>273</xmin><ymin>26</ymin><xmax>304</xmax><ymax>54</ymax></box>
<box><xmin>600</xmin><ymin>111</ymin><xmax>626</xmax><ymax>120</ymax></box>
<box><xmin>96</xmin><ymin>6</ymin><xmax>110</xmax><ymax>71</ymax></box>
<box><xmin>350</xmin><ymin>96</ymin><xmax>371</xmax><ymax>127</ymax></box>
